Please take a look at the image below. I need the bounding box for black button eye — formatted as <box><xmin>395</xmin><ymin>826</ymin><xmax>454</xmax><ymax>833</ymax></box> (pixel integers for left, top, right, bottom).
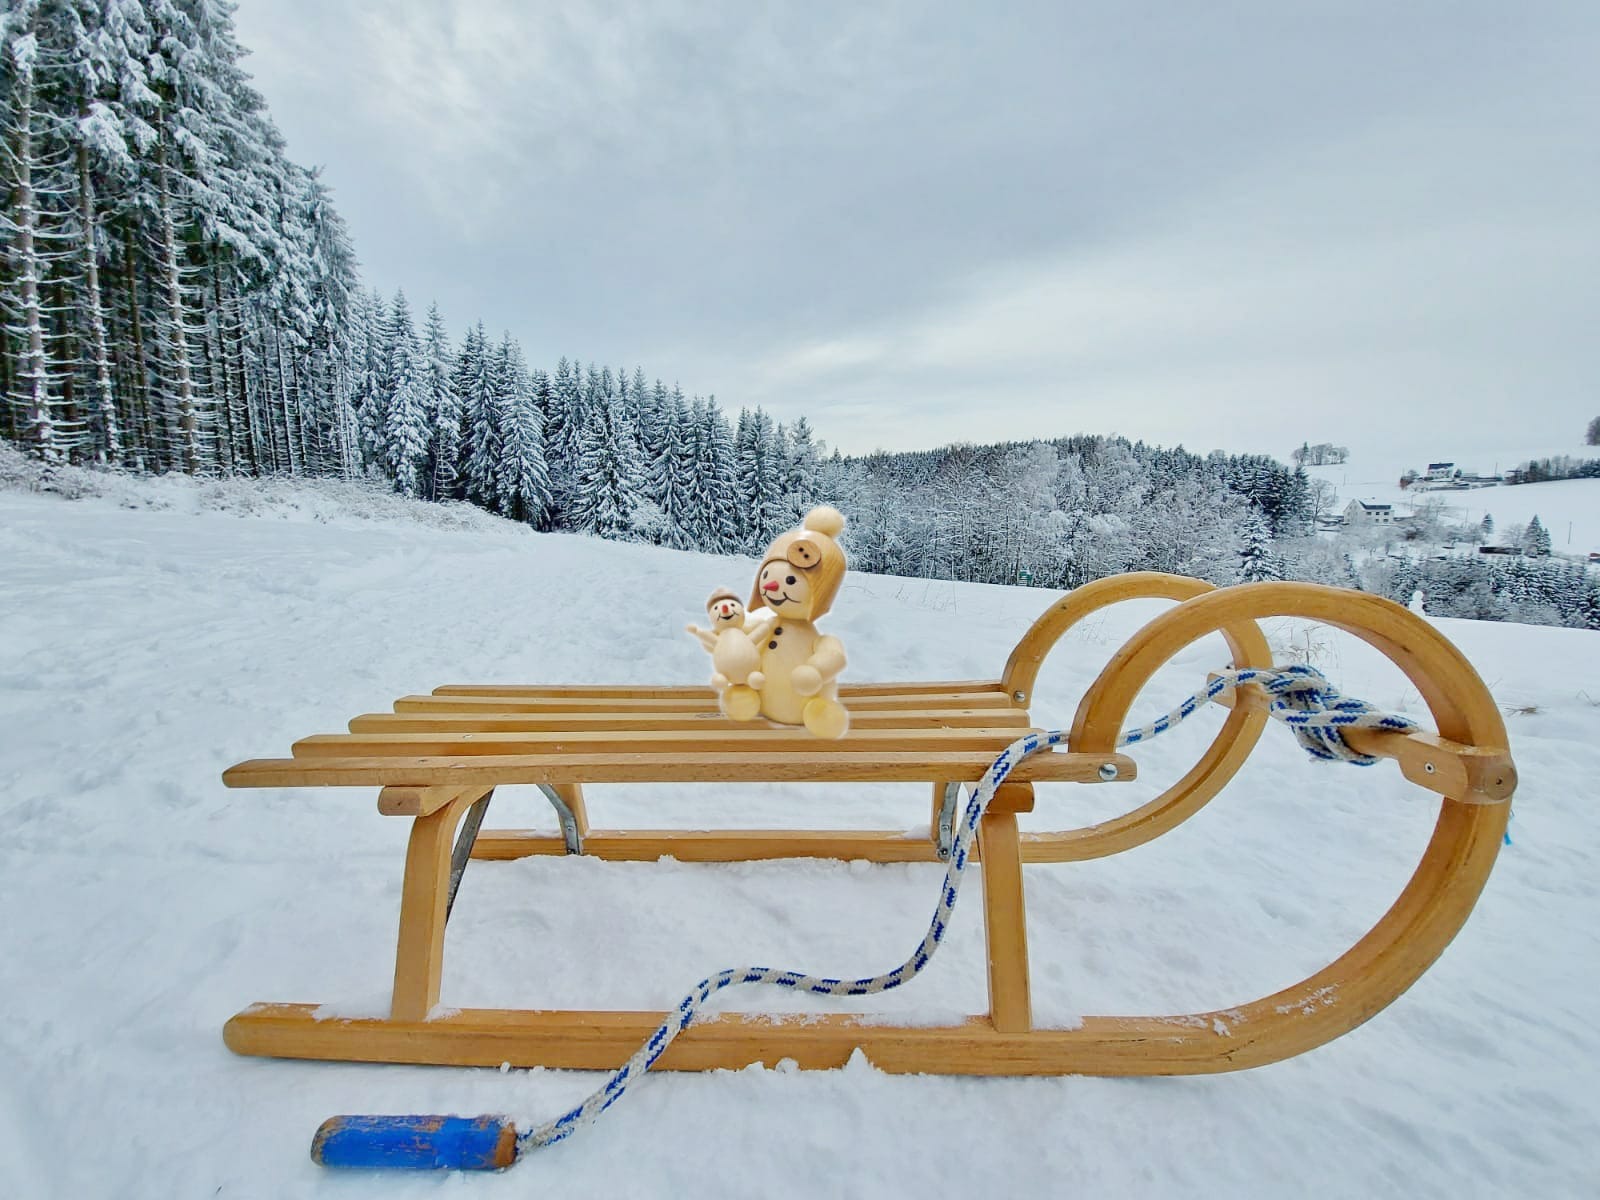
<box><xmin>785</xmin><ymin>575</ymin><xmax>797</xmax><ymax>585</ymax></box>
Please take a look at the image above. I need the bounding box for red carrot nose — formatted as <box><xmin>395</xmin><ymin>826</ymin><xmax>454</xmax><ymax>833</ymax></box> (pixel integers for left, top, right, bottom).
<box><xmin>763</xmin><ymin>581</ymin><xmax>780</xmax><ymax>592</ymax></box>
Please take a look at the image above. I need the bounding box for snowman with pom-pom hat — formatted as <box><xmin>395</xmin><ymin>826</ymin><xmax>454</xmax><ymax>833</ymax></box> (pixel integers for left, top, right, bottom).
<box><xmin>740</xmin><ymin>505</ymin><xmax>852</xmax><ymax>738</ymax></box>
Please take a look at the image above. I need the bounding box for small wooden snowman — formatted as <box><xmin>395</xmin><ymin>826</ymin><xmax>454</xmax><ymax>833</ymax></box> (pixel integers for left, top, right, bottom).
<box><xmin>686</xmin><ymin>588</ymin><xmax>776</xmax><ymax>716</ymax></box>
<box><xmin>710</xmin><ymin>505</ymin><xmax>852</xmax><ymax>739</ymax></box>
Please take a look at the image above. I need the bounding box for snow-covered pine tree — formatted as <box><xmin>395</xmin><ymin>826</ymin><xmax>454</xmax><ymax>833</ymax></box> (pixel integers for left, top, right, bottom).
<box><xmin>530</xmin><ymin>365</ymin><xmax>550</xmax><ymax>421</ymax></box>
<box><xmin>420</xmin><ymin>301</ymin><xmax>460</xmax><ymax>500</ymax></box>
<box><xmin>696</xmin><ymin>397</ymin><xmax>741</xmax><ymax>551</ymax></box>
<box><xmin>541</xmin><ymin>356</ymin><xmax>582</xmax><ymax>521</ymax></box>
<box><xmin>1238</xmin><ymin>511</ymin><xmax>1283</xmax><ymax>582</ymax></box>
<box><xmin>570</xmin><ymin>382</ymin><xmax>644</xmax><ymax>539</ymax></box>
<box><xmin>628</xmin><ymin>365</ymin><xmax>656</xmax><ymax>448</ymax></box>
<box><xmin>1282</xmin><ymin>464</ymin><xmax>1313</xmax><ymax>536</ymax></box>
<box><xmin>352</xmin><ymin>287</ymin><xmax>388</xmax><ymax>468</ymax></box>
<box><xmin>734</xmin><ymin>406</ymin><xmax>786</xmax><ymax>549</ymax></box>
<box><xmin>492</xmin><ymin>333</ymin><xmax>551</xmax><ymax>524</ymax></box>
<box><xmin>645</xmin><ymin>390</ymin><xmax>696</xmax><ymax>548</ymax></box>
<box><xmin>781</xmin><ymin>414</ymin><xmax>821</xmax><ymax>518</ymax></box>
<box><xmin>455</xmin><ymin>322</ymin><xmax>500</xmax><ymax>508</ymax></box>
<box><xmin>378</xmin><ymin>290</ymin><xmax>428</xmax><ymax>496</ymax></box>
<box><xmin>295</xmin><ymin>169</ymin><xmax>360</xmax><ymax>477</ymax></box>
<box><xmin>1523</xmin><ymin>514</ymin><xmax>1552</xmax><ymax>557</ymax></box>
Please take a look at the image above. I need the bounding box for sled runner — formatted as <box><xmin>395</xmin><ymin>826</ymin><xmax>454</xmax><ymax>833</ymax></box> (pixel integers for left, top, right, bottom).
<box><xmin>222</xmin><ymin>574</ymin><xmax>1515</xmax><ymax>1078</ymax></box>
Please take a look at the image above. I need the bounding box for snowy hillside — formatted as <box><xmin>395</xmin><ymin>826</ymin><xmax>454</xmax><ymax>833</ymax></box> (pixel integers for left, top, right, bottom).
<box><xmin>1308</xmin><ymin>443</ymin><xmax>1600</xmax><ymax>555</ymax></box>
<box><xmin>1</xmin><ymin>476</ymin><xmax>1596</xmax><ymax>1198</ymax></box>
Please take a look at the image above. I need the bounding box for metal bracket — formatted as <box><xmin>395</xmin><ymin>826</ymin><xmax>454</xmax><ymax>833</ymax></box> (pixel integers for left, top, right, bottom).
<box><xmin>935</xmin><ymin>781</ymin><xmax>963</xmax><ymax>861</ymax></box>
<box><xmin>536</xmin><ymin>784</ymin><xmax>585</xmax><ymax>854</ymax></box>
<box><xmin>445</xmin><ymin>791</ymin><xmax>494</xmax><ymax>922</ymax></box>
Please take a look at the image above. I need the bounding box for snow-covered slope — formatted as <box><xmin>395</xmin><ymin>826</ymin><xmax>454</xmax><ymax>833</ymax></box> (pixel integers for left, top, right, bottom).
<box><xmin>1308</xmin><ymin>443</ymin><xmax>1600</xmax><ymax>554</ymax></box>
<box><xmin>1</xmin><ymin>477</ymin><xmax>1596</xmax><ymax>1198</ymax></box>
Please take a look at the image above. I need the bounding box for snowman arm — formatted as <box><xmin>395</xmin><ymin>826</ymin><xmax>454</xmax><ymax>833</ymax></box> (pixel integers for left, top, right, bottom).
<box><xmin>746</xmin><ymin>614</ymin><xmax>778</xmax><ymax>644</ymax></box>
<box><xmin>685</xmin><ymin>625</ymin><xmax>718</xmax><ymax>653</ymax></box>
<box><xmin>806</xmin><ymin>635</ymin><xmax>847</xmax><ymax>682</ymax></box>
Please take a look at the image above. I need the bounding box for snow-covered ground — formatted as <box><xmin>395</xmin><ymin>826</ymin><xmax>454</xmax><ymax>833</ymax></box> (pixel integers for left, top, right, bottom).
<box><xmin>1308</xmin><ymin>442</ymin><xmax>1600</xmax><ymax>555</ymax></box>
<box><xmin>1</xmin><ymin>469</ymin><xmax>1597</xmax><ymax>1198</ymax></box>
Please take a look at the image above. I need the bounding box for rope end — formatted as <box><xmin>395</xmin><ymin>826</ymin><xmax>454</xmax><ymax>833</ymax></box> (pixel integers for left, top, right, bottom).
<box><xmin>311</xmin><ymin>1114</ymin><xmax>519</xmax><ymax>1171</ymax></box>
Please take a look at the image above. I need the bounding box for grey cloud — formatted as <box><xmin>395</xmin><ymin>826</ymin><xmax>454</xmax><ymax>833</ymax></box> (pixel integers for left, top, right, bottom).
<box><xmin>235</xmin><ymin>0</ymin><xmax>1599</xmax><ymax>460</ymax></box>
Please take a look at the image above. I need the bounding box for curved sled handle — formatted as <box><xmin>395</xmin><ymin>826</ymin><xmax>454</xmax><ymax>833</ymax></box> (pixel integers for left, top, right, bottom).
<box><xmin>311</xmin><ymin>1114</ymin><xmax>518</xmax><ymax>1170</ymax></box>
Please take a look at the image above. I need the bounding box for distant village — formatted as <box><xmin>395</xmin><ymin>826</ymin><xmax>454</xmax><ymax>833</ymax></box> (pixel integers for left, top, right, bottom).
<box><xmin>1327</xmin><ymin>460</ymin><xmax>1600</xmax><ymax>565</ymax></box>
<box><xmin>1400</xmin><ymin>461</ymin><xmax>1508</xmax><ymax>489</ymax></box>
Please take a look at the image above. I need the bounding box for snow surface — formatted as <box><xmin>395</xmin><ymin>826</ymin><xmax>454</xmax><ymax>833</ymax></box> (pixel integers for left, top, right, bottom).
<box><xmin>1</xmin><ymin>472</ymin><xmax>1597</xmax><ymax>1197</ymax></box>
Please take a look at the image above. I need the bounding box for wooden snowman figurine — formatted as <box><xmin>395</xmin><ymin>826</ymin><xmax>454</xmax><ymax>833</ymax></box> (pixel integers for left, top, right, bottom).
<box><xmin>736</xmin><ymin>505</ymin><xmax>852</xmax><ymax>739</ymax></box>
<box><xmin>686</xmin><ymin>588</ymin><xmax>776</xmax><ymax>716</ymax></box>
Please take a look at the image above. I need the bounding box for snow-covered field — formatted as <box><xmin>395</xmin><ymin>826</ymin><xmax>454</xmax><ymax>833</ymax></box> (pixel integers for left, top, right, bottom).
<box><xmin>1308</xmin><ymin>443</ymin><xmax>1600</xmax><ymax>555</ymax></box>
<box><xmin>2</xmin><ymin>469</ymin><xmax>1597</xmax><ymax>1198</ymax></box>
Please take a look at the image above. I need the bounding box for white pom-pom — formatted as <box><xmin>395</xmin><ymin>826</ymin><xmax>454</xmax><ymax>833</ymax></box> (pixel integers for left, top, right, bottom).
<box><xmin>803</xmin><ymin>505</ymin><xmax>845</xmax><ymax>537</ymax></box>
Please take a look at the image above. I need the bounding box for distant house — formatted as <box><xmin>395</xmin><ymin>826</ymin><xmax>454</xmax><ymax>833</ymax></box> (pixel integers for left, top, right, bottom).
<box><xmin>1423</xmin><ymin>462</ymin><xmax>1457</xmax><ymax>482</ymax></box>
<box><xmin>1479</xmin><ymin>545</ymin><xmax>1519</xmax><ymax>556</ymax></box>
<box><xmin>1344</xmin><ymin>499</ymin><xmax>1394</xmax><ymax>526</ymax></box>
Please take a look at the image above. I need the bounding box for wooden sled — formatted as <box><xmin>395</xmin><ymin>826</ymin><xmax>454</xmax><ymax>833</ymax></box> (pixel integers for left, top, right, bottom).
<box><xmin>222</xmin><ymin>575</ymin><xmax>1515</xmax><ymax>1077</ymax></box>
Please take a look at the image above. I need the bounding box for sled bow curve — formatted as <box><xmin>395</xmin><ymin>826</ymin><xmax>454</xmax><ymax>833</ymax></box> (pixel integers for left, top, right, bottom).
<box><xmin>1001</xmin><ymin>572</ymin><xmax>1274</xmax><ymax>861</ymax></box>
<box><xmin>1063</xmin><ymin>580</ymin><xmax>1511</xmax><ymax>1070</ymax></box>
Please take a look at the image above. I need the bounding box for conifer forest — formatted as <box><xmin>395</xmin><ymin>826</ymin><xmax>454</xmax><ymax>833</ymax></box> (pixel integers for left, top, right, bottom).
<box><xmin>3</xmin><ymin>0</ymin><xmax>1595</xmax><ymax>630</ymax></box>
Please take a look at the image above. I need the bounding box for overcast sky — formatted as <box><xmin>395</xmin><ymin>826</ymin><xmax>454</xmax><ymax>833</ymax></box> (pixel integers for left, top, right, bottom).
<box><xmin>233</xmin><ymin>1</ymin><xmax>1598</xmax><ymax>464</ymax></box>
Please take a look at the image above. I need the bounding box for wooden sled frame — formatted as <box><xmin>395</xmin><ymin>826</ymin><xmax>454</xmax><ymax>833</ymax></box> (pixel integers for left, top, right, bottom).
<box><xmin>222</xmin><ymin>576</ymin><xmax>1515</xmax><ymax>1077</ymax></box>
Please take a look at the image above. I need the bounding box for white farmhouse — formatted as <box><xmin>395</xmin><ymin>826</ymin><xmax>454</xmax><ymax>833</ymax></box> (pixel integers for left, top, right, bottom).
<box><xmin>1345</xmin><ymin>499</ymin><xmax>1395</xmax><ymax>526</ymax></box>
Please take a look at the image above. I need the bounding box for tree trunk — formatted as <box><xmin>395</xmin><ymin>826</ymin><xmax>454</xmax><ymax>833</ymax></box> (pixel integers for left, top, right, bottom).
<box><xmin>9</xmin><ymin>29</ymin><xmax>59</xmax><ymax>463</ymax></box>
<box><xmin>277</xmin><ymin>332</ymin><xmax>303</xmax><ymax>475</ymax></box>
<box><xmin>214</xmin><ymin>270</ymin><xmax>254</xmax><ymax>473</ymax></box>
<box><xmin>77</xmin><ymin>135</ymin><xmax>123</xmax><ymax>465</ymax></box>
<box><xmin>154</xmin><ymin>126</ymin><xmax>203</xmax><ymax>473</ymax></box>
<box><xmin>267</xmin><ymin>323</ymin><xmax>298</xmax><ymax>474</ymax></box>
<box><xmin>198</xmin><ymin>268</ymin><xmax>234</xmax><ymax>475</ymax></box>
<box><xmin>121</xmin><ymin>224</ymin><xmax>155</xmax><ymax>469</ymax></box>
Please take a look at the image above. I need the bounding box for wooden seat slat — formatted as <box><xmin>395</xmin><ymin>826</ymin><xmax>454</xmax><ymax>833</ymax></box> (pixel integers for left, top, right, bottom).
<box><xmin>223</xmin><ymin>749</ymin><xmax>1136</xmax><ymax>788</ymax></box>
<box><xmin>292</xmin><ymin>727</ymin><xmax>1038</xmax><ymax>759</ymax></box>
<box><xmin>347</xmin><ymin>708</ymin><xmax>1033</xmax><ymax>734</ymax></box>
<box><xmin>431</xmin><ymin>680</ymin><xmax>1003</xmax><ymax>700</ymax></box>
<box><xmin>392</xmin><ymin>691</ymin><xmax>1015</xmax><ymax>715</ymax></box>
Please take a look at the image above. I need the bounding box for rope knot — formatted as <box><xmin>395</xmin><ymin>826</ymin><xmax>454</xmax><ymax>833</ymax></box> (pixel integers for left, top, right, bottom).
<box><xmin>1215</xmin><ymin>664</ymin><xmax>1418</xmax><ymax>764</ymax></box>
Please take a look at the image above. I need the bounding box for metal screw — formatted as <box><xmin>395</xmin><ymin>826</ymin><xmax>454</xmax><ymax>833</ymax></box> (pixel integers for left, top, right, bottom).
<box><xmin>1012</xmin><ymin>690</ymin><xmax>1027</xmax><ymax>704</ymax></box>
<box><xmin>1098</xmin><ymin>762</ymin><xmax>1119</xmax><ymax>781</ymax></box>
<box><xmin>1424</xmin><ymin>762</ymin><xmax>1436</xmax><ymax>774</ymax></box>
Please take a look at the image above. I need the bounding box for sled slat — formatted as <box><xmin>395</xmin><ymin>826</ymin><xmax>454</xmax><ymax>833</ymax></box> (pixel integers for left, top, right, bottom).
<box><xmin>295</xmin><ymin>727</ymin><xmax>1038</xmax><ymax>759</ymax></box>
<box><xmin>348</xmin><ymin>708</ymin><xmax>1033</xmax><ymax>734</ymax></box>
<box><xmin>391</xmin><ymin>691</ymin><xmax>1014</xmax><ymax>714</ymax></box>
<box><xmin>224</xmin><ymin>750</ymin><xmax>1138</xmax><ymax>788</ymax></box>
<box><xmin>432</xmin><ymin>680</ymin><xmax>1004</xmax><ymax>699</ymax></box>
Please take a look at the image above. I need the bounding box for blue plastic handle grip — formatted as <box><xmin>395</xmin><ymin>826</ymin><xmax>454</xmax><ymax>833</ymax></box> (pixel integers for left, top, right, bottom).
<box><xmin>311</xmin><ymin>1114</ymin><xmax>518</xmax><ymax>1170</ymax></box>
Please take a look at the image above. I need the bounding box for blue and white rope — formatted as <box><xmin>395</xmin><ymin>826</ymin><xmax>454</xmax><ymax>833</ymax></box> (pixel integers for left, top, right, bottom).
<box><xmin>1118</xmin><ymin>664</ymin><xmax>1419</xmax><ymax>764</ymax></box>
<box><xmin>519</xmin><ymin>664</ymin><xmax>1418</xmax><ymax>1156</ymax></box>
